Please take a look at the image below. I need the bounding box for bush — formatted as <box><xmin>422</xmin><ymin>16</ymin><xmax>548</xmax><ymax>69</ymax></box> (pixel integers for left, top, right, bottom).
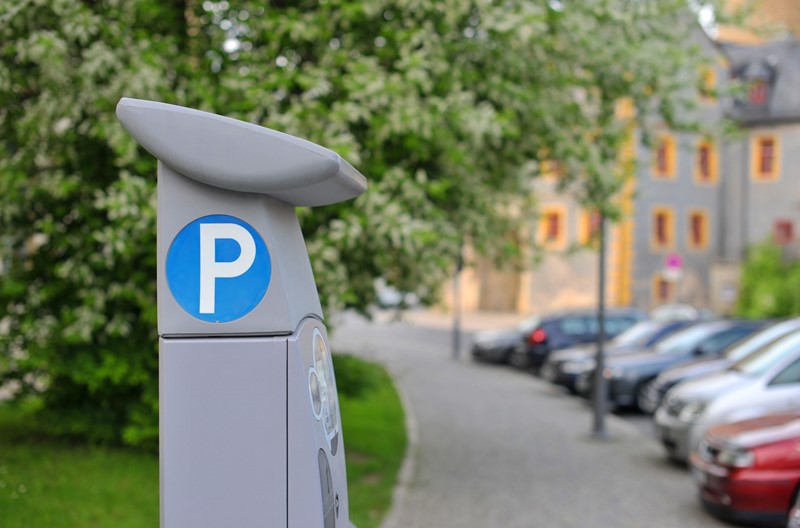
<box><xmin>332</xmin><ymin>354</ymin><xmax>382</xmax><ymax>399</ymax></box>
<box><xmin>736</xmin><ymin>242</ymin><xmax>800</xmax><ymax>319</ymax></box>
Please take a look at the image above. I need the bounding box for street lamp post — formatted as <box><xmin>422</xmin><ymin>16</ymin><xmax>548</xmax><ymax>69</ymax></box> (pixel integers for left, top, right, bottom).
<box><xmin>452</xmin><ymin>243</ymin><xmax>464</xmax><ymax>360</ymax></box>
<box><xmin>592</xmin><ymin>212</ymin><xmax>609</xmax><ymax>438</ymax></box>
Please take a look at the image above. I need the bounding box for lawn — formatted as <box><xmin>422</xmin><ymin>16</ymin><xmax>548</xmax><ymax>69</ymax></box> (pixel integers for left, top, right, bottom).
<box><xmin>336</xmin><ymin>354</ymin><xmax>408</xmax><ymax>528</ymax></box>
<box><xmin>0</xmin><ymin>355</ymin><xmax>406</xmax><ymax>528</ymax></box>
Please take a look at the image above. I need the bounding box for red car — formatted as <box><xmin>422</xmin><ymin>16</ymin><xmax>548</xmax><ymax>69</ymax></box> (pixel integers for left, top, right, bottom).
<box><xmin>690</xmin><ymin>413</ymin><xmax>800</xmax><ymax>527</ymax></box>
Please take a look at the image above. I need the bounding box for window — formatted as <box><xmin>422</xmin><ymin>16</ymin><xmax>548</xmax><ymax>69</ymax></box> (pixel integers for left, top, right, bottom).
<box><xmin>605</xmin><ymin>317</ymin><xmax>639</xmax><ymax>336</ymax></box>
<box><xmin>688</xmin><ymin>210</ymin><xmax>709</xmax><ymax>250</ymax></box>
<box><xmin>559</xmin><ymin>317</ymin><xmax>588</xmax><ymax>336</ymax></box>
<box><xmin>652</xmin><ymin>274</ymin><xmax>674</xmax><ymax>304</ymax></box>
<box><xmin>578</xmin><ymin>209</ymin><xmax>602</xmax><ymax>245</ymax></box>
<box><xmin>615</xmin><ymin>97</ymin><xmax>636</xmax><ymax>119</ymax></box>
<box><xmin>652</xmin><ymin>134</ymin><xmax>676</xmax><ymax>178</ymax></box>
<box><xmin>770</xmin><ymin>359</ymin><xmax>800</xmax><ymax>386</ymax></box>
<box><xmin>751</xmin><ymin>135</ymin><xmax>780</xmax><ymax>181</ymax></box>
<box><xmin>651</xmin><ymin>206</ymin><xmax>674</xmax><ymax>250</ymax></box>
<box><xmin>774</xmin><ymin>220</ymin><xmax>794</xmax><ymax>245</ymax></box>
<box><xmin>694</xmin><ymin>140</ymin><xmax>718</xmax><ymax>184</ymax></box>
<box><xmin>540</xmin><ymin>159</ymin><xmax>565</xmax><ymax>180</ymax></box>
<box><xmin>749</xmin><ymin>79</ymin><xmax>768</xmax><ymax>105</ymax></box>
<box><xmin>699</xmin><ymin>67</ymin><xmax>716</xmax><ymax>102</ymax></box>
<box><xmin>760</xmin><ymin>139</ymin><xmax>775</xmax><ymax>173</ymax></box>
<box><xmin>538</xmin><ymin>205</ymin><xmax>567</xmax><ymax>250</ymax></box>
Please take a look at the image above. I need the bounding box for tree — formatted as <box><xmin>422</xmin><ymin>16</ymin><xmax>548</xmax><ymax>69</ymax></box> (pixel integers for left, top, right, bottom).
<box><xmin>736</xmin><ymin>242</ymin><xmax>800</xmax><ymax>319</ymax></box>
<box><xmin>0</xmin><ymin>0</ymin><xmax>189</xmax><ymax>447</ymax></box>
<box><xmin>0</xmin><ymin>0</ymin><xmax>725</xmax><ymax>447</ymax></box>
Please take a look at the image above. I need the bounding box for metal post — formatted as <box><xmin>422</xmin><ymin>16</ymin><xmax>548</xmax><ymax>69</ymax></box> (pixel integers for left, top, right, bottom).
<box><xmin>592</xmin><ymin>213</ymin><xmax>609</xmax><ymax>438</ymax></box>
<box><xmin>452</xmin><ymin>244</ymin><xmax>463</xmax><ymax>360</ymax></box>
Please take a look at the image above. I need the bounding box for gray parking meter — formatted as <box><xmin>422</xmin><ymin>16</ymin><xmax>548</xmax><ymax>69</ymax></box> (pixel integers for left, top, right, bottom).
<box><xmin>116</xmin><ymin>98</ymin><xmax>366</xmax><ymax>528</ymax></box>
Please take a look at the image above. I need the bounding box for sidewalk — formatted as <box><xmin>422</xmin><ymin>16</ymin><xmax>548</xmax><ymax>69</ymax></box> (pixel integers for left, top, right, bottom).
<box><xmin>331</xmin><ymin>311</ymin><xmax>731</xmax><ymax>528</ymax></box>
<box><xmin>374</xmin><ymin>307</ymin><xmax>526</xmax><ymax>332</ymax></box>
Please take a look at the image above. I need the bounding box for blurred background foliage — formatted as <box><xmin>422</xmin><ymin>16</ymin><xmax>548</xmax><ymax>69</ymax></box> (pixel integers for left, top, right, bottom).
<box><xmin>0</xmin><ymin>0</ymin><xmax>728</xmax><ymax>447</ymax></box>
<box><xmin>736</xmin><ymin>242</ymin><xmax>800</xmax><ymax>320</ymax></box>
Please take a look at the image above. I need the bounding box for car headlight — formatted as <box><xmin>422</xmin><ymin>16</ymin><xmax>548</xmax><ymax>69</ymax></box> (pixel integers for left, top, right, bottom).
<box><xmin>678</xmin><ymin>400</ymin><xmax>707</xmax><ymax>423</ymax></box>
<box><xmin>696</xmin><ymin>438</ymin><xmax>713</xmax><ymax>461</ymax></box>
<box><xmin>717</xmin><ymin>445</ymin><xmax>755</xmax><ymax>468</ymax></box>
<box><xmin>563</xmin><ymin>359</ymin><xmax>595</xmax><ymax>374</ymax></box>
<box><xmin>603</xmin><ymin>366</ymin><xmax>627</xmax><ymax>380</ymax></box>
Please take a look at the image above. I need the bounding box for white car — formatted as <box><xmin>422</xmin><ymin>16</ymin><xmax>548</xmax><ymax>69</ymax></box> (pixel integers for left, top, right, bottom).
<box><xmin>654</xmin><ymin>328</ymin><xmax>800</xmax><ymax>462</ymax></box>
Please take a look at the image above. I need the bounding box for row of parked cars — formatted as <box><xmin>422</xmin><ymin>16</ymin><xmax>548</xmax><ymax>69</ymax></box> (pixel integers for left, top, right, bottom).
<box><xmin>472</xmin><ymin>307</ymin><xmax>800</xmax><ymax>528</ymax></box>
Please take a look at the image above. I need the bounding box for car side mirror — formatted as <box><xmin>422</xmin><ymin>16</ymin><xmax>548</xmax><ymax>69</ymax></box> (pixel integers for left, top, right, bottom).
<box><xmin>693</xmin><ymin>345</ymin><xmax>707</xmax><ymax>356</ymax></box>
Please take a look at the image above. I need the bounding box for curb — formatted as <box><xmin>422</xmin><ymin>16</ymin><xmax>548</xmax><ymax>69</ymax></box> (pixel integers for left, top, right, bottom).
<box><xmin>379</xmin><ymin>373</ymin><xmax>419</xmax><ymax>528</ymax></box>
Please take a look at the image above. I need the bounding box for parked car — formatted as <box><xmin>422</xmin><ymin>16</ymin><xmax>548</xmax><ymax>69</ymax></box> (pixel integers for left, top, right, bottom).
<box><xmin>655</xmin><ymin>328</ymin><xmax>800</xmax><ymax>463</ymax></box>
<box><xmin>690</xmin><ymin>413</ymin><xmax>800</xmax><ymax>527</ymax></box>
<box><xmin>790</xmin><ymin>491</ymin><xmax>800</xmax><ymax>528</ymax></box>
<box><xmin>471</xmin><ymin>316</ymin><xmax>540</xmax><ymax>364</ymax></box>
<box><xmin>650</xmin><ymin>303</ymin><xmax>714</xmax><ymax>321</ymax></box>
<box><xmin>641</xmin><ymin>318</ymin><xmax>800</xmax><ymax>413</ymax></box>
<box><xmin>509</xmin><ymin>307</ymin><xmax>646</xmax><ymax>371</ymax></box>
<box><xmin>578</xmin><ymin>320</ymin><xmax>764</xmax><ymax>410</ymax></box>
<box><xmin>541</xmin><ymin>319</ymin><xmax>695</xmax><ymax>393</ymax></box>
<box><xmin>374</xmin><ymin>277</ymin><xmax>419</xmax><ymax>308</ymax></box>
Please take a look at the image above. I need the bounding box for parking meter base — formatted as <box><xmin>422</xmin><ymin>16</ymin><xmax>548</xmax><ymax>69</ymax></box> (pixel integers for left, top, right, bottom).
<box><xmin>160</xmin><ymin>336</ymin><xmax>287</xmax><ymax>527</ymax></box>
<box><xmin>160</xmin><ymin>319</ymin><xmax>350</xmax><ymax>528</ymax></box>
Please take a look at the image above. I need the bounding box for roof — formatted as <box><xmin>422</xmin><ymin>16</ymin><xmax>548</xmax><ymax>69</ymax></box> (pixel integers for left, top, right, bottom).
<box><xmin>720</xmin><ymin>38</ymin><xmax>800</xmax><ymax>124</ymax></box>
<box><xmin>539</xmin><ymin>307</ymin><xmax>647</xmax><ymax>321</ymax></box>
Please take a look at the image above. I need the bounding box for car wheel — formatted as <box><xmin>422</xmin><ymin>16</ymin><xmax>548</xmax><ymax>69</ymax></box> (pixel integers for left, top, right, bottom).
<box><xmin>495</xmin><ymin>347</ymin><xmax>510</xmax><ymax>365</ymax></box>
<box><xmin>509</xmin><ymin>349</ymin><xmax>528</xmax><ymax>370</ymax></box>
<box><xmin>635</xmin><ymin>379</ymin><xmax>655</xmax><ymax>413</ymax></box>
<box><xmin>788</xmin><ymin>487</ymin><xmax>800</xmax><ymax>528</ymax></box>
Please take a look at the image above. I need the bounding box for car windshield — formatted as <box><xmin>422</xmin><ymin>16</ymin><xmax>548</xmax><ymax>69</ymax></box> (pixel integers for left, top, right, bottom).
<box><xmin>723</xmin><ymin>320</ymin><xmax>800</xmax><ymax>362</ymax></box>
<box><xmin>653</xmin><ymin>323</ymin><xmax>725</xmax><ymax>355</ymax></box>
<box><xmin>609</xmin><ymin>321</ymin><xmax>666</xmax><ymax>347</ymax></box>
<box><xmin>730</xmin><ymin>329</ymin><xmax>800</xmax><ymax>376</ymax></box>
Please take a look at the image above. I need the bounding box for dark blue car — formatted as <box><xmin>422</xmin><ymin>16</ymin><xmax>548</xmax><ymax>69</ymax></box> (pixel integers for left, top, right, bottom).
<box><xmin>541</xmin><ymin>319</ymin><xmax>696</xmax><ymax>392</ymax></box>
<box><xmin>508</xmin><ymin>307</ymin><xmax>647</xmax><ymax>371</ymax></box>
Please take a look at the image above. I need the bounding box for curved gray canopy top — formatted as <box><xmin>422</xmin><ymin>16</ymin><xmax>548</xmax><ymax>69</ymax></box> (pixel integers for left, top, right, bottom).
<box><xmin>116</xmin><ymin>98</ymin><xmax>367</xmax><ymax>206</ymax></box>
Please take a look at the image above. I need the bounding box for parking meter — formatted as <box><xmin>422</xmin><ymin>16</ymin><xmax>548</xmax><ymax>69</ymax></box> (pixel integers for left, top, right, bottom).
<box><xmin>116</xmin><ymin>98</ymin><xmax>366</xmax><ymax>528</ymax></box>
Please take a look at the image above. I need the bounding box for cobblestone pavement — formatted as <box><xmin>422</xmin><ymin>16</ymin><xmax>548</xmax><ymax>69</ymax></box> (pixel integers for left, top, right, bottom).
<box><xmin>330</xmin><ymin>310</ymin><xmax>737</xmax><ymax>528</ymax></box>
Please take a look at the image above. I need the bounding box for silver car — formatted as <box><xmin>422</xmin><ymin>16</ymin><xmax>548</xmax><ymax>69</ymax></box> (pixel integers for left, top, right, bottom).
<box><xmin>641</xmin><ymin>318</ymin><xmax>800</xmax><ymax>413</ymax></box>
<box><xmin>655</xmin><ymin>328</ymin><xmax>800</xmax><ymax>462</ymax></box>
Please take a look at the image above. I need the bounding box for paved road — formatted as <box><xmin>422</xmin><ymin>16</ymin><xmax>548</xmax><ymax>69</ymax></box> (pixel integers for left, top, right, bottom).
<box><xmin>330</xmin><ymin>311</ymin><xmax>737</xmax><ymax>528</ymax></box>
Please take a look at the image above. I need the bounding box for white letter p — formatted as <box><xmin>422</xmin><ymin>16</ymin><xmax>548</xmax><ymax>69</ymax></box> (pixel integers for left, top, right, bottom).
<box><xmin>199</xmin><ymin>223</ymin><xmax>257</xmax><ymax>314</ymax></box>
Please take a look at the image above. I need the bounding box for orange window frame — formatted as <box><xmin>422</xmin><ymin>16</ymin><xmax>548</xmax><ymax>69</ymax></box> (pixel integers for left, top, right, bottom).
<box><xmin>652</xmin><ymin>273</ymin><xmax>675</xmax><ymax>304</ymax></box>
<box><xmin>540</xmin><ymin>159</ymin><xmax>565</xmax><ymax>180</ymax></box>
<box><xmin>652</xmin><ymin>133</ymin><xmax>677</xmax><ymax>179</ymax></box>
<box><xmin>538</xmin><ymin>205</ymin><xmax>568</xmax><ymax>250</ymax></box>
<box><xmin>694</xmin><ymin>140</ymin><xmax>718</xmax><ymax>184</ymax></box>
<box><xmin>699</xmin><ymin>67</ymin><xmax>716</xmax><ymax>102</ymax></box>
<box><xmin>687</xmin><ymin>209</ymin><xmax>709</xmax><ymax>250</ymax></box>
<box><xmin>751</xmin><ymin>134</ymin><xmax>781</xmax><ymax>181</ymax></box>
<box><xmin>651</xmin><ymin>206</ymin><xmax>675</xmax><ymax>250</ymax></box>
<box><xmin>578</xmin><ymin>209</ymin><xmax>602</xmax><ymax>245</ymax></box>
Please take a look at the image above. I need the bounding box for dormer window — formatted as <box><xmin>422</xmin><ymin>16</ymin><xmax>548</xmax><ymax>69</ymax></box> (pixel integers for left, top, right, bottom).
<box><xmin>748</xmin><ymin>79</ymin><xmax>768</xmax><ymax>105</ymax></box>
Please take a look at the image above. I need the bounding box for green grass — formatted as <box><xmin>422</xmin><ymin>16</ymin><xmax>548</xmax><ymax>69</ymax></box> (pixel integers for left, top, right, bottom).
<box><xmin>0</xmin><ymin>355</ymin><xmax>406</xmax><ymax>528</ymax></box>
<box><xmin>0</xmin><ymin>401</ymin><xmax>159</xmax><ymax>528</ymax></box>
<box><xmin>338</xmin><ymin>356</ymin><xmax>408</xmax><ymax>528</ymax></box>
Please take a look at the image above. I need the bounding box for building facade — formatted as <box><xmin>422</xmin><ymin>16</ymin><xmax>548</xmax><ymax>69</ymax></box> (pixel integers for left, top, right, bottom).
<box><xmin>447</xmin><ymin>32</ymin><xmax>800</xmax><ymax>316</ymax></box>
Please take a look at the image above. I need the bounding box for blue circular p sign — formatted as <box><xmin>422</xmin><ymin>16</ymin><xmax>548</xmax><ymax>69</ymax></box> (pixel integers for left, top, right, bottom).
<box><xmin>166</xmin><ymin>215</ymin><xmax>271</xmax><ymax>323</ymax></box>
